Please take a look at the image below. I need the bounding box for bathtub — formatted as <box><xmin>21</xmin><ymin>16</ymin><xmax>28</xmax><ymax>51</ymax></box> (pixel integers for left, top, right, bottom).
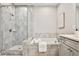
<box><xmin>23</xmin><ymin>38</ymin><xmax>59</xmax><ymax>56</ymax></box>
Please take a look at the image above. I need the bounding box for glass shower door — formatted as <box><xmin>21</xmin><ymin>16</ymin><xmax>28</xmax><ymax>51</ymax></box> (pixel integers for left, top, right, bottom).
<box><xmin>15</xmin><ymin>6</ymin><xmax>28</xmax><ymax>45</ymax></box>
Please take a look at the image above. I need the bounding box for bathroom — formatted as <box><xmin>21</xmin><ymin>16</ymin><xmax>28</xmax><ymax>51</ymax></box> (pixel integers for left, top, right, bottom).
<box><xmin>0</xmin><ymin>3</ymin><xmax>79</xmax><ymax>56</ymax></box>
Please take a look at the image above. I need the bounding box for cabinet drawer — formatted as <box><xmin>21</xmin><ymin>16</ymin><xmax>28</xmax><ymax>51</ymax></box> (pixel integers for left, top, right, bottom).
<box><xmin>71</xmin><ymin>49</ymin><xmax>79</xmax><ymax>56</ymax></box>
<box><xmin>64</xmin><ymin>38</ymin><xmax>79</xmax><ymax>51</ymax></box>
<box><xmin>60</xmin><ymin>43</ymin><xmax>79</xmax><ymax>56</ymax></box>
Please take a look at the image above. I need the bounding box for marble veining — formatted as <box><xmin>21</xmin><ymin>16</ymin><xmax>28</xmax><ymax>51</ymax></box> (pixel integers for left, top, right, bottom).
<box><xmin>0</xmin><ymin>6</ymin><xmax>29</xmax><ymax>50</ymax></box>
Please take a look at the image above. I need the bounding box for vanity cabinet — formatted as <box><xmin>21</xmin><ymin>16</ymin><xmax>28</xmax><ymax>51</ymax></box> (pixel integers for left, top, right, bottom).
<box><xmin>59</xmin><ymin>36</ymin><xmax>79</xmax><ymax>56</ymax></box>
<box><xmin>60</xmin><ymin>43</ymin><xmax>72</xmax><ymax>56</ymax></box>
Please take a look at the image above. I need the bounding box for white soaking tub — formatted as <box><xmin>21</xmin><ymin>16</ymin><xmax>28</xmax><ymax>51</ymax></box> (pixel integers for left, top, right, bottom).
<box><xmin>23</xmin><ymin>38</ymin><xmax>60</xmax><ymax>56</ymax></box>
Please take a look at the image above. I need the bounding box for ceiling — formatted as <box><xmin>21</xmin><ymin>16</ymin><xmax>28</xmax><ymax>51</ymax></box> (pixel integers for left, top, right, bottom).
<box><xmin>0</xmin><ymin>3</ymin><xmax>59</xmax><ymax>6</ymax></box>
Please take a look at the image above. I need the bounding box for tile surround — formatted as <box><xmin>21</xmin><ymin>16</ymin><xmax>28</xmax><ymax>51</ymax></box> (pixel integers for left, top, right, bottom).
<box><xmin>0</xmin><ymin>6</ymin><xmax>29</xmax><ymax>50</ymax></box>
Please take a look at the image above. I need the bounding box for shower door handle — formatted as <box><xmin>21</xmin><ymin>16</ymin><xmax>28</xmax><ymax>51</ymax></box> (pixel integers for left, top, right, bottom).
<box><xmin>13</xmin><ymin>30</ymin><xmax>16</xmax><ymax>32</ymax></box>
<box><xmin>12</xmin><ymin>28</ymin><xmax>16</xmax><ymax>32</ymax></box>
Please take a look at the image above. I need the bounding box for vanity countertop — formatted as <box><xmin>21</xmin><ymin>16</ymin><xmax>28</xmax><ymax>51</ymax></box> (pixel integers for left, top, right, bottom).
<box><xmin>59</xmin><ymin>34</ymin><xmax>79</xmax><ymax>42</ymax></box>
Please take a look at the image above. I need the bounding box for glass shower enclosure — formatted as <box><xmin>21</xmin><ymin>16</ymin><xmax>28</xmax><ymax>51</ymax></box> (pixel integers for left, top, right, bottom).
<box><xmin>0</xmin><ymin>4</ymin><xmax>32</xmax><ymax>53</ymax></box>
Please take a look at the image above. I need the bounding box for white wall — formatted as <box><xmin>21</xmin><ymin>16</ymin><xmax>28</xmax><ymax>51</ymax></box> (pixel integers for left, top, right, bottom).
<box><xmin>57</xmin><ymin>3</ymin><xmax>76</xmax><ymax>34</ymax></box>
<box><xmin>32</xmin><ymin>6</ymin><xmax>57</xmax><ymax>38</ymax></box>
<box><xmin>76</xmin><ymin>7</ymin><xmax>79</xmax><ymax>30</ymax></box>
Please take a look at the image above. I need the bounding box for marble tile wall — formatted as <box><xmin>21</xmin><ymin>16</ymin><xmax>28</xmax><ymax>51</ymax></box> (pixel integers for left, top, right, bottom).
<box><xmin>0</xmin><ymin>8</ymin><xmax>3</xmax><ymax>50</ymax></box>
<box><xmin>0</xmin><ymin>6</ymin><xmax>29</xmax><ymax>49</ymax></box>
<box><xmin>1</xmin><ymin>6</ymin><xmax>15</xmax><ymax>49</ymax></box>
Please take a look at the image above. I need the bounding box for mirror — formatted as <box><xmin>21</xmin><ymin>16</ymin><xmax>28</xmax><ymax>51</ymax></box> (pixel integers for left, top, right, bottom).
<box><xmin>58</xmin><ymin>12</ymin><xmax>65</xmax><ymax>29</ymax></box>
